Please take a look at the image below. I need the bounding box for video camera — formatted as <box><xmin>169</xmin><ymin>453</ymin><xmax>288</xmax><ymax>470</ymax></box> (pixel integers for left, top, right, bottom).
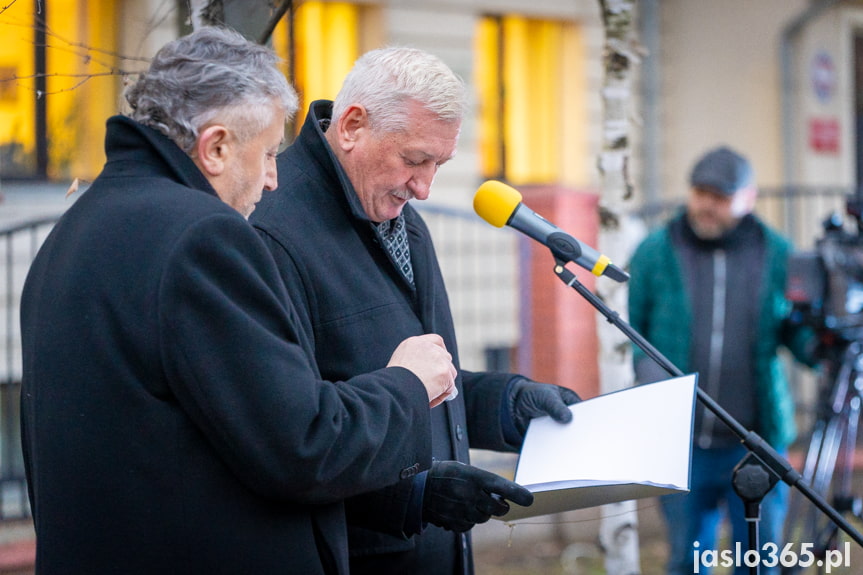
<box><xmin>786</xmin><ymin>195</ymin><xmax>863</xmax><ymax>341</ymax></box>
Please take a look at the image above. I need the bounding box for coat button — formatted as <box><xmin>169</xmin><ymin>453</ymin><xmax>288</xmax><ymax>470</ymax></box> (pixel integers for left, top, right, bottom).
<box><xmin>456</xmin><ymin>424</ymin><xmax>464</xmax><ymax>441</ymax></box>
<box><xmin>399</xmin><ymin>463</ymin><xmax>420</xmax><ymax>479</ymax></box>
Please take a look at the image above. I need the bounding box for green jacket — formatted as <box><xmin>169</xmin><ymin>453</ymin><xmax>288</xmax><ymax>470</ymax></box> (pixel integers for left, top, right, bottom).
<box><xmin>628</xmin><ymin>214</ymin><xmax>815</xmax><ymax>449</ymax></box>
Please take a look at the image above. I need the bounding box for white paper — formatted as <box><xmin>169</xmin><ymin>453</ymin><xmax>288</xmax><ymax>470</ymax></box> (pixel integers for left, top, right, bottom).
<box><xmin>501</xmin><ymin>374</ymin><xmax>697</xmax><ymax>521</ymax></box>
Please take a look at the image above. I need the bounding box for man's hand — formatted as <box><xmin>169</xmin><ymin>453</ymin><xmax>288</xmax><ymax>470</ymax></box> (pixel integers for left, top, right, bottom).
<box><xmin>509</xmin><ymin>378</ymin><xmax>581</xmax><ymax>435</ymax></box>
<box><xmin>387</xmin><ymin>334</ymin><xmax>457</xmax><ymax>407</ymax></box>
<box><xmin>423</xmin><ymin>461</ymin><xmax>533</xmax><ymax>532</ymax></box>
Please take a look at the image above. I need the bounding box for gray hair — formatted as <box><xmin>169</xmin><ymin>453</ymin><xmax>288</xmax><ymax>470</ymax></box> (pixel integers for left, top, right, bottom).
<box><xmin>331</xmin><ymin>46</ymin><xmax>467</xmax><ymax>133</ymax></box>
<box><xmin>125</xmin><ymin>26</ymin><xmax>298</xmax><ymax>153</ymax></box>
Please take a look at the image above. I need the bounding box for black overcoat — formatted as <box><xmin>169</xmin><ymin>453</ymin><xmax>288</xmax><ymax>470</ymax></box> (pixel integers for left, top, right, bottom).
<box><xmin>20</xmin><ymin>116</ymin><xmax>432</xmax><ymax>574</ymax></box>
<box><xmin>252</xmin><ymin>101</ymin><xmax>519</xmax><ymax>575</ymax></box>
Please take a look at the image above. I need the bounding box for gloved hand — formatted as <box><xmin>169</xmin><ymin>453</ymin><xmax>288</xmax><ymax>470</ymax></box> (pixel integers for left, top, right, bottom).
<box><xmin>423</xmin><ymin>461</ymin><xmax>534</xmax><ymax>532</ymax></box>
<box><xmin>509</xmin><ymin>378</ymin><xmax>581</xmax><ymax>436</ymax></box>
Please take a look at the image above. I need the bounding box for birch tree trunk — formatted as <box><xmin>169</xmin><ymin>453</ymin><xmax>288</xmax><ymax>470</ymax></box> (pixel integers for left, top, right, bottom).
<box><xmin>596</xmin><ymin>1</ymin><xmax>642</xmax><ymax>574</ymax></box>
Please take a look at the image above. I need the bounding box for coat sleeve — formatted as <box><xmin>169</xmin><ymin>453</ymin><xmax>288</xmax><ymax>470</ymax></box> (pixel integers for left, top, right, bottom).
<box><xmin>627</xmin><ymin>238</ymin><xmax>654</xmax><ymax>364</ymax></box>
<box><xmin>627</xmin><ymin>228</ymin><xmax>693</xmax><ymax>378</ymax></box>
<box><xmin>461</xmin><ymin>369</ymin><xmax>521</xmax><ymax>451</ymax></box>
<box><xmin>157</xmin><ymin>214</ymin><xmax>432</xmax><ymax>504</ymax></box>
<box><xmin>627</xmin><ymin>233</ymin><xmax>680</xmax><ymax>384</ymax></box>
<box><xmin>341</xmin><ymin>367</ymin><xmax>519</xmax><ymax>538</ymax></box>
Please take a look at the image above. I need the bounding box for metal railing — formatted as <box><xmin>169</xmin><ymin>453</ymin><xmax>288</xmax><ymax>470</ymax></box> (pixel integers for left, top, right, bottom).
<box><xmin>0</xmin><ymin>185</ymin><xmax>856</xmax><ymax>521</ymax></box>
<box><xmin>417</xmin><ymin>204</ymin><xmax>521</xmax><ymax>372</ymax></box>
<box><xmin>0</xmin><ymin>216</ymin><xmax>60</xmax><ymax>519</ymax></box>
<box><xmin>637</xmin><ymin>185</ymin><xmax>856</xmax><ymax>249</ymax></box>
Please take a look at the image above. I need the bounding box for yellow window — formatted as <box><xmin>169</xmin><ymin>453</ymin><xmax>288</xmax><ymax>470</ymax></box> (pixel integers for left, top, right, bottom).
<box><xmin>0</xmin><ymin>3</ymin><xmax>39</xmax><ymax>177</ymax></box>
<box><xmin>0</xmin><ymin>0</ymin><xmax>118</xmax><ymax>181</ymax></box>
<box><xmin>273</xmin><ymin>2</ymin><xmax>382</xmax><ymax>133</ymax></box>
<box><xmin>475</xmin><ymin>15</ymin><xmax>587</xmax><ymax>187</ymax></box>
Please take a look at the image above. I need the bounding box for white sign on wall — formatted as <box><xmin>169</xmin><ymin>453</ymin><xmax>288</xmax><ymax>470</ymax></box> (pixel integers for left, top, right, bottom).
<box><xmin>811</xmin><ymin>51</ymin><xmax>836</xmax><ymax>104</ymax></box>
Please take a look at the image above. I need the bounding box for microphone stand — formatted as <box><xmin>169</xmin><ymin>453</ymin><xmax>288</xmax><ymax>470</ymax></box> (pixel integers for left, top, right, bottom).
<box><xmin>550</xmin><ymin>259</ymin><xmax>863</xmax><ymax>553</ymax></box>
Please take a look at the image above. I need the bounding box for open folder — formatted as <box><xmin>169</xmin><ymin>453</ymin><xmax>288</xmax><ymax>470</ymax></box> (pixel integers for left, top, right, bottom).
<box><xmin>501</xmin><ymin>374</ymin><xmax>698</xmax><ymax>521</ymax></box>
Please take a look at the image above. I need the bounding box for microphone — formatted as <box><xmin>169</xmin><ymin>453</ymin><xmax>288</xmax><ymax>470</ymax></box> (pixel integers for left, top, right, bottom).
<box><xmin>473</xmin><ymin>180</ymin><xmax>629</xmax><ymax>283</ymax></box>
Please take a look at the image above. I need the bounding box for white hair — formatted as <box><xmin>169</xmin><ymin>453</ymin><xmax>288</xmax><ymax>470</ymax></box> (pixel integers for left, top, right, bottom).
<box><xmin>332</xmin><ymin>46</ymin><xmax>467</xmax><ymax>132</ymax></box>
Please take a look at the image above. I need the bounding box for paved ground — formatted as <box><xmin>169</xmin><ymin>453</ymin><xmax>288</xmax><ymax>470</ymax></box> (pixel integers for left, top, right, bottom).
<box><xmin>471</xmin><ymin>499</ymin><xmax>863</xmax><ymax>575</ymax></box>
<box><xmin>469</xmin><ymin>450</ymin><xmax>863</xmax><ymax>575</ymax></box>
<box><xmin>471</xmin><ymin>491</ymin><xmax>669</xmax><ymax>574</ymax></box>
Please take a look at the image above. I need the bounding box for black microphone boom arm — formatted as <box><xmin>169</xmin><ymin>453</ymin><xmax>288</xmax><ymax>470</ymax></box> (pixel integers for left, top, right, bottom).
<box><xmin>545</xmin><ymin>232</ymin><xmax>629</xmax><ymax>282</ymax></box>
<box><xmin>551</xmin><ymin>259</ymin><xmax>863</xmax><ymax>549</ymax></box>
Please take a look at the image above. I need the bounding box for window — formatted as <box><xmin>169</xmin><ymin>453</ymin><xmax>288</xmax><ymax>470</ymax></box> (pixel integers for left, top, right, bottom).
<box><xmin>0</xmin><ymin>0</ymin><xmax>118</xmax><ymax>180</ymax></box>
<box><xmin>475</xmin><ymin>15</ymin><xmax>588</xmax><ymax>187</ymax></box>
<box><xmin>274</xmin><ymin>1</ymin><xmax>382</xmax><ymax>133</ymax></box>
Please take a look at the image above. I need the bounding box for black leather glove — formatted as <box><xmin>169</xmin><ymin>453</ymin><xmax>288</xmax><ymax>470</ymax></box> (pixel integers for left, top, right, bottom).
<box><xmin>423</xmin><ymin>461</ymin><xmax>534</xmax><ymax>532</ymax></box>
<box><xmin>509</xmin><ymin>378</ymin><xmax>581</xmax><ymax>436</ymax></box>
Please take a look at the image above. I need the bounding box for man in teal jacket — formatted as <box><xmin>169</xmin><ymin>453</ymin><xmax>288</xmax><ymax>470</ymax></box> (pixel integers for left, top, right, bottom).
<box><xmin>628</xmin><ymin>146</ymin><xmax>816</xmax><ymax>575</ymax></box>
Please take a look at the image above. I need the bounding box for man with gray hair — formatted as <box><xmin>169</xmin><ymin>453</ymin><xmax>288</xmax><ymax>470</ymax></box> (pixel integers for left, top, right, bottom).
<box><xmin>252</xmin><ymin>45</ymin><xmax>577</xmax><ymax>574</ymax></box>
<box><xmin>21</xmin><ymin>28</ymin><xmax>459</xmax><ymax>574</ymax></box>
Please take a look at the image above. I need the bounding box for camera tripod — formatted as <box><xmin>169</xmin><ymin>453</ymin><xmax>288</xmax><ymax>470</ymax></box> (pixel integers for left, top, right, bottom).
<box><xmin>782</xmin><ymin>338</ymin><xmax>863</xmax><ymax>574</ymax></box>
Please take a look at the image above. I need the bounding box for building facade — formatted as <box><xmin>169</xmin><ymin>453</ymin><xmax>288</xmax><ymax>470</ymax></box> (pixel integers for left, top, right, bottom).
<box><xmin>3</xmin><ymin>0</ymin><xmax>863</xmax><ymax>568</ymax></box>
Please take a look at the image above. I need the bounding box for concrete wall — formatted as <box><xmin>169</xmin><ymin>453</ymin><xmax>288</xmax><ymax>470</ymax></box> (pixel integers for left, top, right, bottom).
<box><xmin>647</xmin><ymin>0</ymin><xmax>809</xmax><ymax>203</ymax></box>
<box><xmin>644</xmin><ymin>1</ymin><xmax>863</xmax><ymax>201</ymax></box>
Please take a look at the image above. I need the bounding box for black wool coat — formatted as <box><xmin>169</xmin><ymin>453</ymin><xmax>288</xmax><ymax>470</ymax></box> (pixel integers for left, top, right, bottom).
<box><xmin>20</xmin><ymin>116</ymin><xmax>433</xmax><ymax>575</ymax></box>
<box><xmin>251</xmin><ymin>101</ymin><xmax>519</xmax><ymax>575</ymax></box>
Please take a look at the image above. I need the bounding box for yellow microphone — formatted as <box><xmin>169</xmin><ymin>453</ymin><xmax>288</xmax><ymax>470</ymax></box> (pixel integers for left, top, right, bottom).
<box><xmin>473</xmin><ymin>180</ymin><xmax>629</xmax><ymax>282</ymax></box>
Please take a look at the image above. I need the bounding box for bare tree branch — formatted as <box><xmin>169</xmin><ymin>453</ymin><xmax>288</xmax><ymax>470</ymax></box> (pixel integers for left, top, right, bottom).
<box><xmin>2</xmin><ymin>10</ymin><xmax>152</xmax><ymax>65</ymax></box>
<box><xmin>136</xmin><ymin>0</ymin><xmax>187</xmax><ymax>55</ymax></box>
<box><xmin>198</xmin><ymin>0</ymin><xmax>223</xmax><ymax>27</ymax></box>
<box><xmin>0</xmin><ymin>9</ymin><xmax>152</xmax><ymax>95</ymax></box>
<box><xmin>2</xmin><ymin>71</ymin><xmax>139</xmax><ymax>98</ymax></box>
<box><xmin>258</xmin><ymin>0</ymin><xmax>293</xmax><ymax>45</ymax></box>
<box><xmin>0</xmin><ymin>0</ymin><xmax>20</xmax><ymax>17</ymax></box>
<box><xmin>29</xmin><ymin>15</ymin><xmax>152</xmax><ymax>64</ymax></box>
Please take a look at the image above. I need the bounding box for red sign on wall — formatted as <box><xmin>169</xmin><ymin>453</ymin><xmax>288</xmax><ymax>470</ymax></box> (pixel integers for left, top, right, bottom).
<box><xmin>808</xmin><ymin>117</ymin><xmax>840</xmax><ymax>154</ymax></box>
